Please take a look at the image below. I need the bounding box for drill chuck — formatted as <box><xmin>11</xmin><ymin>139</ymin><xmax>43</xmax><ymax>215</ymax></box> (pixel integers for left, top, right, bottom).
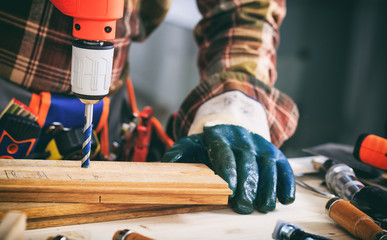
<box><xmin>71</xmin><ymin>40</ymin><xmax>113</xmax><ymax>168</ymax></box>
<box><xmin>71</xmin><ymin>40</ymin><xmax>114</xmax><ymax>104</ymax></box>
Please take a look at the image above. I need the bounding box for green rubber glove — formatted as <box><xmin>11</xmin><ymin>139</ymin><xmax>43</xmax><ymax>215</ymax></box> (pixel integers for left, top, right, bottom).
<box><xmin>162</xmin><ymin>124</ymin><xmax>295</xmax><ymax>214</ymax></box>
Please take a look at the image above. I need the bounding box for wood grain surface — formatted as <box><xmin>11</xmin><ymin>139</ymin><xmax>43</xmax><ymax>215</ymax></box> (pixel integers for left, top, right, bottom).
<box><xmin>0</xmin><ymin>159</ymin><xmax>232</xmax><ymax>230</ymax></box>
<box><xmin>0</xmin><ymin>159</ymin><xmax>232</xmax><ymax>205</ymax></box>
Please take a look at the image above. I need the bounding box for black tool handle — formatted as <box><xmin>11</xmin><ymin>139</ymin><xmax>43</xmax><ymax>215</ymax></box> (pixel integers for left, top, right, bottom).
<box><xmin>290</xmin><ymin>229</ymin><xmax>332</xmax><ymax>240</ymax></box>
<box><xmin>351</xmin><ymin>186</ymin><xmax>387</xmax><ymax>217</ymax></box>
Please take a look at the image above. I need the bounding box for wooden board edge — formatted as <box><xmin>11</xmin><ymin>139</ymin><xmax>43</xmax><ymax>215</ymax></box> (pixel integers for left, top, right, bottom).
<box><xmin>0</xmin><ymin>192</ymin><xmax>230</xmax><ymax>205</ymax></box>
<box><xmin>26</xmin><ymin>205</ymin><xmax>228</xmax><ymax>230</ymax></box>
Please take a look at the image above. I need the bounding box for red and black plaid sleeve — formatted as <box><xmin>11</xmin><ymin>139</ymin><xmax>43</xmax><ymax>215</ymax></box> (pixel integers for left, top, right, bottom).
<box><xmin>0</xmin><ymin>0</ymin><xmax>170</xmax><ymax>94</ymax></box>
<box><xmin>172</xmin><ymin>0</ymin><xmax>299</xmax><ymax>147</ymax></box>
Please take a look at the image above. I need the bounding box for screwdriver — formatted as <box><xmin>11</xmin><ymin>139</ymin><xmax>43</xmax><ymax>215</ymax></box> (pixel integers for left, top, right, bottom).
<box><xmin>113</xmin><ymin>229</ymin><xmax>154</xmax><ymax>240</ymax></box>
<box><xmin>272</xmin><ymin>220</ymin><xmax>332</xmax><ymax>240</ymax></box>
<box><xmin>326</xmin><ymin>198</ymin><xmax>387</xmax><ymax>240</ymax></box>
<box><xmin>324</xmin><ymin>160</ymin><xmax>387</xmax><ymax>227</ymax></box>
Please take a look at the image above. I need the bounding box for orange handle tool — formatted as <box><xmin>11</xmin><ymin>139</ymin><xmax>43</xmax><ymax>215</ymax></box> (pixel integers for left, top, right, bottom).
<box><xmin>113</xmin><ymin>229</ymin><xmax>154</xmax><ymax>240</ymax></box>
<box><xmin>354</xmin><ymin>134</ymin><xmax>387</xmax><ymax>170</ymax></box>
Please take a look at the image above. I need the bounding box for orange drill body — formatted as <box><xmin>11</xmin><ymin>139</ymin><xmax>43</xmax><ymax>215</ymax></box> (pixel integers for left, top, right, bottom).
<box><xmin>50</xmin><ymin>0</ymin><xmax>124</xmax><ymax>40</ymax></box>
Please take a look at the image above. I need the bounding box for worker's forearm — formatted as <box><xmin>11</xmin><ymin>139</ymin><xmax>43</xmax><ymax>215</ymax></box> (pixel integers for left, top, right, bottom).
<box><xmin>194</xmin><ymin>0</ymin><xmax>286</xmax><ymax>87</ymax></box>
<box><xmin>172</xmin><ymin>0</ymin><xmax>297</xmax><ymax>146</ymax></box>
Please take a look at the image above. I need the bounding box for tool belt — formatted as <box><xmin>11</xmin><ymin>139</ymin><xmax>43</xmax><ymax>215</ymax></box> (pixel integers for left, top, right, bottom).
<box><xmin>116</xmin><ymin>77</ymin><xmax>174</xmax><ymax>162</ymax></box>
<box><xmin>0</xmin><ymin>77</ymin><xmax>173</xmax><ymax>162</ymax></box>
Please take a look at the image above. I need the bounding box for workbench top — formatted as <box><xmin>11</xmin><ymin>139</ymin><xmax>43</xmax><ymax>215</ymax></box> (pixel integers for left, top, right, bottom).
<box><xmin>24</xmin><ymin>157</ymin><xmax>354</xmax><ymax>240</ymax></box>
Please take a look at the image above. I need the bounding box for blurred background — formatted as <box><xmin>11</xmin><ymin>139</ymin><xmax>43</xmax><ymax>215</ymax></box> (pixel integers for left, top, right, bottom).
<box><xmin>129</xmin><ymin>0</ymin><xmax>387</xmax><ymax>157</ymax></box>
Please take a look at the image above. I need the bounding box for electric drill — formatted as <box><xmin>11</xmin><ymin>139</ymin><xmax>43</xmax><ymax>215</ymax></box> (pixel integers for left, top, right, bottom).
<box><xmin>49</xmin><ymin>0</ymin><xmax>124</xmax><ymax>167</ymax></box>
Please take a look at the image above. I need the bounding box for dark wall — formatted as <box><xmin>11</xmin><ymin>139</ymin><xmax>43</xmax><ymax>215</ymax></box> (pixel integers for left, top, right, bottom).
<box><xmin>277</xmin><ymin>0</ymin><xmax>387</xmax><ymax>156</ymax></box>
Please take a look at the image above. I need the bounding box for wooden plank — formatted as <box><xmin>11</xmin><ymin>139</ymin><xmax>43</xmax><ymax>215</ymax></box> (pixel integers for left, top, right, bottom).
<box><xmin>0</xmin><ymin>192</ymin><xmax>229</xmax><ymax>205</ymax></box>
<box><xmin>21</xmin><ymin>157</ymin><xmax>355</xmax><ymax>239</ymax></box>
<box><xmin>0</xmin><ymin>202</ymin><xmax>227</xmax><ymax>230</ymax></box>
<box><xmin>25</xmin><ymin>204</ymin><xmax>227</xmax><ymax>230</ymax></box>
<box><xmin>0</xmin><ymin>159</ymin><xmax>232</xmax><ymax>205</ymax></box>
<box><xmin>0</xmin><ymin>174</ymin><xmax>228</xmax><ymax>189</ymax></box>
<box><xmin>0</xmin><ymin>160</ymin><xmax>214</xmax><ymax>175</ymax></box>
<box><xmin>0</xmin><ymin>203</ymin><xmax>164</xmax><ymax>219</ymax></box>
<box><xmin>0</xmin><ymin>159</ymin><xmax>231</xmax><ymax>229</ymax></box>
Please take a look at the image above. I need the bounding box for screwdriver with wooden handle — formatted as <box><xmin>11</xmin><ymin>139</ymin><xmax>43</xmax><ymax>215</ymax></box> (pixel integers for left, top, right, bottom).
<box><xmin>113</xmin><ymin>229</ymin><xmax>154</xmax><ymax>240</ymax></box>
<box><xmin>324</xmin><ymin>160</ymin><xmax>387</xmax><ymax>223</ymax></box>
<box><xmin>326</xmin><ymin>198</ymin><xmax>387</xmax><ymax>240</ymax></box>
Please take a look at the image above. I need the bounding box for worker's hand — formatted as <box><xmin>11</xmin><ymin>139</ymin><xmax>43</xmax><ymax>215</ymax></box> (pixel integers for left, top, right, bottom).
<box><xmin>162</xmin><ymin>124</ymin><xmax>295</xmax><ymax>214</ymax></box>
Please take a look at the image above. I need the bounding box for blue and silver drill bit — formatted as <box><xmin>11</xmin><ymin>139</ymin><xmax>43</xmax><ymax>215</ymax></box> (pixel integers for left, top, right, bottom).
<box><xmin>81</xmin><ymin>103</ymin><xmax>93</xmax><ymax>168</ymax></box>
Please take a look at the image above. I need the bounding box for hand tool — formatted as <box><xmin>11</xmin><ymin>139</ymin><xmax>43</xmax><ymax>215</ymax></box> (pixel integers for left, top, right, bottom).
<box><xmin>354</xmin><ymin>134</ymin><xmax>387</xmax><ymax>170</ymax></box>
<box><xmin>295</xmin><ymin>176</ymin><xmax>336</xmax><ymax>198</ymax></box>
<box><xmin>119</xmin><ymin>77</ymin><xmax>174</xmax><ymax>162</ymax></box>
<box><xmin>324</xmin><ymin>160</ymin><xmax>364</xmax><ymax>201</ymax></box>
<box><xmin>324</xmin><ymin>160</ymin><xmax>387</xmax><ymax>215</ymax></box>
<box><xmin>272</xmin><ymin>220</ymin><xmax>332</xmax><ymax>240</ymax></box>
<box><xmin>304</xmin><ymin>143</ymin><xmax>383</xmax><ymax>179</ymax></box>
<box><xmin>132</xmin><ymin>106</ymin><xmax>153</xmax><ymax>162</ymax></box>
<box><xmin>51</xmin><ymin>236</ymin><xmax>67</xmax><ymax>240</ymax></box>
<box><xmin>323</xmin><ymin>159</ymin><xmax>387</xmax><ymax>228</ymax></box>
<box><xmin>49</xmin><ymin>0</ymin><xmax>124</xmax><ymax>167</ymax></box>
<box><xmin>326</xmin><ymin>198</ymin><xmax>387</xmax><ymax>240</ymax></box>
<box><xmin>113</xmin><ymin>229</ymin><xmax>154</xmax><ymax>240</ymax></box>
<box><xmin>0</xmin><ymin>99</ymin><xmax>37</xmax><ymax>121</ymax></box>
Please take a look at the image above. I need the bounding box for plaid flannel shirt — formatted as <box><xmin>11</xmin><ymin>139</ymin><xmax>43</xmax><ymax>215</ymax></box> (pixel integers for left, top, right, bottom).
<box><xmin>0</xmin><ymin>0</ymin><xmax>298</xmax><ymax>147</ymax></box>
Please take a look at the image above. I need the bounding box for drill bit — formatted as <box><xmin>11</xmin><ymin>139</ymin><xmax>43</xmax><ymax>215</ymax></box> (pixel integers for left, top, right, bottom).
<box><xmin>81</xmin><ymin>103</ymin><xmax>93</xmax><ymax>168</ymax></box>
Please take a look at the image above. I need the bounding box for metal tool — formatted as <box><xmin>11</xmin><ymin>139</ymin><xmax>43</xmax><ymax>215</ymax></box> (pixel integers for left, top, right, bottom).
<box><xmin>303</xmin><ymin>143</ymin><xmax>383</xmax><ymax>179</ymax></box>
<box><xmin>51</xmin><ymin>235</ymin><xmax>67</xmax><ymax>240</ymax></box>
<box><xmin>326</xmin><ymin>198</ymin><xmax>387</xmax><ymax>240</ymax></box>
<box><xmin>324</xmin><ymin>160</ymin><xmax>387</xmax><ymax>216</ymax></box>
<box><xmin>272</xmin><ymin>220</ymin><xmax>332</xmax><ymax>240</ymax></box>
<box><xmin>295</xmin><ymin>177</ymin><xmax>336</xmax><ymax>199</ymax></box>
<box><xmin>81</xmin><ymin>103</ymin><xmax>93</xmax><ymax>167</ymax></box>
<box><xmin>324</xmin><ymin>162</ymin><xmax>364</xmax><ymax>201</ymax></box>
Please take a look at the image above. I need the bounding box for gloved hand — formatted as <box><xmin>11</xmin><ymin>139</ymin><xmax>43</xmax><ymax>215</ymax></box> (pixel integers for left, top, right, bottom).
<box><xmin>162</xmin><ymin>124</ymin><xmax>295</xmax><ymax>214</ymax></box>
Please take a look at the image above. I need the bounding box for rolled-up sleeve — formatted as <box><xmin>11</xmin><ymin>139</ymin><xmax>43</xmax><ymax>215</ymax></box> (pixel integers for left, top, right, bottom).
<box><xmin>173</xmin><ymin>0</ymin><xmax>299</xmax><ymax>147</ymax></box>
